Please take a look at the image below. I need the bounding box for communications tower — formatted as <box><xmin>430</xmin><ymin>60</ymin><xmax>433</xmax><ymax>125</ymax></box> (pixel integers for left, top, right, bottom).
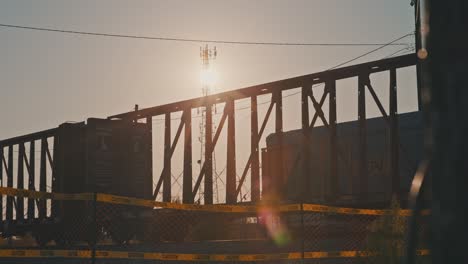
<box><xmin>198</xmin><ymin>45</ymin><xmax>221</xmax><ymax>203</ymax></box>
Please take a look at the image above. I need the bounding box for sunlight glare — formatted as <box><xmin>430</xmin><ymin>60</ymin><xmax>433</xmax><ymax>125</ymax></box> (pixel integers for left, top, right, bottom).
<box><xmin>200</xmin><ymin>68</ymin><xmax>217</xmax><ymax>87</ymax></box>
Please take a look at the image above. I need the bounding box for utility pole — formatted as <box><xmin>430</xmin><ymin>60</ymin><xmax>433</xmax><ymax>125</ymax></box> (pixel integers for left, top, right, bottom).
<box><xmin>425</xmin><ymin>0</ymin><xmax>468</xmax><ymax>263</ymax></box>
<box><xmin>407</xmin><ymin>1</ymin><xmax>468</xmax><ymax>263</ymax></box>
<box><xmin>411</xmin><ymin>0</ymin><xmax>424</xmax><ymax>111</ymax></box>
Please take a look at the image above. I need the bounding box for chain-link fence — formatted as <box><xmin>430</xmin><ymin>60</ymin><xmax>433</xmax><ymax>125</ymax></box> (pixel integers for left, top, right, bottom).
<box><xmin>0</xmin><ymin>187</ymin><xmax>430</xmax><ymax>264</ymax></box>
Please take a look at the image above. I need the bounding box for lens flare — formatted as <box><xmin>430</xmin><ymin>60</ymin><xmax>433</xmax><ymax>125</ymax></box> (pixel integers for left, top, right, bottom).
<box><xmin>257</xmin><ymin>196</ymin><xmax>292</xmax><ymax>247</ymax></box>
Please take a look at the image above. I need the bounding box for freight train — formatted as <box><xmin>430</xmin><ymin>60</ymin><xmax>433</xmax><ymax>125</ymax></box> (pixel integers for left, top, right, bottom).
<box><xmin>0</xmin><ymin>117</ymin><xmax>247</xmax><ymax>246</ymax></box>
<box><xmin>0</xmin><ymin>118</ymin><xmax>157</xmax><ymax>245</ymax></box>
<box><xmin>261</xmin><ymin>111</ymin><xmax>428</xmax><ymax>207</ymax></box>
<box><xmin>0</xmin><ymin>111</ymin><xmax>428</xmax><ymax>246</ymax></box>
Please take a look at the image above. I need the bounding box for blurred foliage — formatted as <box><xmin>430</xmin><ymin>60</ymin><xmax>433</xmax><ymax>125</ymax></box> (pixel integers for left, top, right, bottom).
<box><xmin>364</xmin><ymin>198</ymin><xmax>405</xmax><ymax>264</ymax></box>
<box><xmin>360</xmin><ymin>197</ymin><xmax>430</xmax><ymax>264</ymax></box>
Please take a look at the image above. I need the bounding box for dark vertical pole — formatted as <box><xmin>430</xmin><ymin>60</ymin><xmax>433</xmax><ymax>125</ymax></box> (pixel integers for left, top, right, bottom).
<box><xmin>51</xmin><ymin>136</ymin><xmax>59</xmax><ymax>217</ymax></box>
<box><xmin>28</xmin><ymin>141</ymin><xmax>35</xmax><ymax>220</ymax></box>
<box><xmin>275</xmin><ymin>90</ymin><xmax>283</xmax><ymax>196</ymax></box>
<box><xmin>251</xmin><ymin>96</ymin><xmax>260</xmax><ymax>202</ymax></box>
<box><xmin>300</xmin><ymin>85</ymin><xmax>309</xmax><ymax>262</ymax></box>
<box><xmin>7</xmin><ymin>145</ymin><xmax>13</xmax><ymax>221</ymax></box>
<box><xmin>163</xmin><ymin>113</ymin><xmax>171</xmax><ymax>202</ymax></box>
<box><xmin>91</xmin><ymin>192</ymin><xmax>97</xmax><ymax>264</ymax></box>
<box><xmin>328</xmin><ymin>80</ymin><xmax>338</xmax><ymax>200</ymax></box>
<box><xmin>301</xmin><ymin>86</ymin><xmax>310</xmax><ymax>201</ymax></box>
<box><xmin>326</xmin><ymin>80</ymin><xmax>338</xmax><ymax>201</ymax></box>
<box><xmin>275</xmin><ymin>90</ymin><xmax>283</xmax><ymax>134</ymax></box>
<box><xmin>226</xmin><ymin>100</ymin><xmax>236</xmax><ymax>204</ymax></box>
<box><xmin>358</xmin><ymin>75</ymin><xmax>368</xmax><ymax>201</ymax></box>
<box><xmin>184</xmin><ymin>109</ymin><xmax>194</xmax><ymax>204</ymax></box>
<box><xmin>389</xmin><ymin>69</ymin><xmax>400</xmax><ymax>200</ymax></box>
<box><xmin>204</xmin><ymin>105</ymin><xmax>213</xmax><ymax>204</ymax></box>
<box><xmin>39</xmin><ymin>138</ymin><xmax>47</xmax><ymax>220</ymax></box>
<box><xmin>427</xmin><ymin>1</ymin><xmax>468</xmax><ymax>263</ymax></box>
<box><xmin>146</xmin><ymin>117</ymin><xmax>153</xmax><ymax>200</ymax></box>
<box><xmin>17</xmin><ymin>143</ymin><xmax>25</xmax><ymax>221</ymax></box>
<box><xmin>414</xmin><ymin>0</ymin><xmax>423</xmax><ymax>111</ymax></box>
<box><xmin>0</xmin><ymin>147</ymin><xmax>3</xmax><ymax>222</ymax></box>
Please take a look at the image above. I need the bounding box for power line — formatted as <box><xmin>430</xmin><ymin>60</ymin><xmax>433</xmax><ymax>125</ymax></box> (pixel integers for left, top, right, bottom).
<box><xmin>383</xmin><ymin>46</ymin><xmax>415</xmax><ymax>59</ymax></box>
<box><xmin>0</xmin><ymin>23</ymin><xmax>409</xmax><ymax>47</ymax></box>
<box><xmin>328</xmin><ymin>32</ymin><xmax>414</xmax><ymax>70</ymax></box>
<box><xmin>257</xmin><ymin>32</ymin><xmax>415</xmax><ymax>103</ymax></box>
<box><xmin>146</xmin><ymin>32</ymin><xmax>415</xmax><ymax>124</ymax></box>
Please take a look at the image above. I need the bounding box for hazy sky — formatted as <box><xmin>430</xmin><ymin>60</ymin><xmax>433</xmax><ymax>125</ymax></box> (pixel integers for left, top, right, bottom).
<box><xmin>0</xmin><ymin>0</ymin><xmax>417</xmax><ymax>139</ymax></box>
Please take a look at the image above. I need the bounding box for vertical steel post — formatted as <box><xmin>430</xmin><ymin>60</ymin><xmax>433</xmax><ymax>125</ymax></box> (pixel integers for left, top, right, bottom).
<box><xmin>226</xmin><ymin>100</ymin><xmax>236</xmax><ymax>204</ymax></box>
<box><xmin>275</xmin><ymin>90</ymin><xmax>283</xmax><ymax>195</ymax></box>
<box><xmin>183</xmin><ymin>109</ymin><xmax>194</xmax><ymax>204</ymax></box>
<box><xmin>414</xmin><ymin>1</ymin><xmax>423</xmax><ymax>111</ymax></box>
<box><xmin>17</xmin><ymin>143</ymin><xmax>24</xmax><ymax>221</ymax></box>
<box><xmin>91</xmin><ymin>191</ymin><xmax>97</xmax><ymax>264</ymax></box>
<box><xmin>39</xmin><ymin>138</ymin><xmax>47</xmax><ymax>219</ymax></box>
<box><xmin>51</xmin><ymin>136</ymin><xmax>58</xmax><ymax>217</ymax></box>
<box><xmin>7</xmin><ymin>145</ymin><xmax>13</xmax><ymax>221</ymax></box>
<box><xmin>358</xmin><ymin>75</ymin><xmax>368</xmax><ymax>201</ymax></box>
<box><xmin>146</xmin><ymin>117</ymin><xmax>153</xmax><ymax>200</ymax></box>
<box><xmin>163</xmin><ymin>113</ymin><xmax>171</xmax><ymax>202</ymax></box>
<box><xmin>275</xmin><ymin>90</ymin><xmax>283</xmax><ymax>133</ymax></box>
<box><xmin>204</xmin><ymin>105</ymin><xmax>213</xmax><ymax>204</ymax></box>
<box><xmin>328</xmin><ymin>80</ymin><xmax>338</xmax><ymax>200</ymax></box>
<box><xmin>389</xmin><ymin>68</ymin><xmax>400</xmax><ymax>199</ymax></box>
<box><xmin>0</xmin><ymin>146</ymin><xmax>3</xmax><ymax>222</ymax></box>
<box><xmin>301</xmin><ymin>86</ymin><xmax>311</xmax><ymax>262</ymax></box>
<box><xmin>251</xmin><ymin>96</ymin><xmax>260</xmax><ymax>202</ymax></box>
<box><xmin>301</xmin><ymin>86</ymin><xmax>310</xmax><ymax>201</ymax></box>
<box><xmin>28</xmin><ymin>141</ymin><xmax>35</xmax><ymax>220</ymax></box>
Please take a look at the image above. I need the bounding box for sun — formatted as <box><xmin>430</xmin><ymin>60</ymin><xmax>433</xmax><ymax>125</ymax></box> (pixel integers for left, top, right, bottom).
<box><xmin>200</xmin><ymin>68</ymin><xmax>217</xmax><ymax>87</ymax></box>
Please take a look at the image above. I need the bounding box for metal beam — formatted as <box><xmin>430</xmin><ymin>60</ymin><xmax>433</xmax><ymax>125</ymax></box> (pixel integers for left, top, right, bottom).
<box><xmin>309</xmin><ymin>89</ymin><xmax>329</xmax><ymax>127</ymax></box>
<box><xmin>109</xmin><ymin>54</ymin><xmax>416</xmax><ymax>120</ymax></box>
<box><xmin>51</xmin><ymin>136</ymin><xmax>58</xmax><ymax>217</ymax></box>
<box><xmin>366</xmin><ymin>80</ymin><xmax>389</xmax><ymax>119</ymax></box>
<box><xmin>183</xmin><ymin>109</ymin><xmax>193</xmax><ymax>204</ymax></box>
<box><xmin>389</xmin><ymin>68</ymin><xmax>399</xmax><ymax>199</ymax></box>
<box><xmin>17</xmin><ymin>143</ymin><xmax>25</xmax><ymax>220</ymax></box>
<box><xmin>28</xmin><ymin>141</ymin><xmax>35</xmax><ymax>220</ymax></box>
<box><xmin>274</xmin><ymin>90</ymin><xmax>283</xmax><ymax>195</ymax></box>
<box><xmin>163</xmin><ymin>113</ymin><xmax>172</xmax><ymax>202</ymax></box>
<box><xmin>39</xmin><ymin>138</ymin><xmax>47</xmax><ymax>219</ymax></box>
<box><xmin>7</xmin><ymin>145</ymin><xmax>13</xmax><ymax>221</ymax></box>
<box><xmin>0</xmin><ymin>147</ymin><xmax>2</xmax><ymax>221</ymax></box>
<box><xmin>146</xmin><ymin>117</ymin><xmax>153</xmax><ymax>200</ymax></box>
<box><xmin>258</xmin><ymin>99</ymin><xmax>275</xmax><ymax>140</ymax></box>
<box><xmin>328</xmin><ymin>80</ymin><xmax>338</xmax><ymax>200</ymax></box>
<box><xmin>310</xmin><ymin>90</ymin><xmax>328</xmax><ymax>127</ymax></box>
<box><xmin>204</xmin><ymin>105</ymin><xmax>213</xmax><ymax>204</ymax></box>
<box><xmin>0</xmin><ymin>128</ymin><xmax>57</xmax><ymax>146</ymax></box>
<box><xmin>154</xmin><ymin>112</ymin><xmax>189</xmax><ymax>200</ymax></box>
<box><xmin>46</xmin><ymin>145</ymin><xmax>54</xmax><ymax>169</ymax></box>
<box><xmin>301</xmin><ymin>86</ymin><xmax>311</xmax><ymax>200</ymax></box>
<box><xmin>250</xmin><ymin>96</ymin><xmax>260</xmax><ymax>202</ymax></box>
<box><xmin>193</xmin><ymin>106</ymin><xmax>228</xmax><ymax>199</ymax></box>
<box><xmin>358</xmin><ymin>75</ymin><xmax>368</xmax><ymax>200</ymax></box>
<box><xmin>235</xmin><ymin>97</ymin><xmax>275</xmax><ymax>199</ymax></box>
<box><xmin>226</xmin><ymin>100</ymin><xmax>236</xmax><ymax>204</ymax></box>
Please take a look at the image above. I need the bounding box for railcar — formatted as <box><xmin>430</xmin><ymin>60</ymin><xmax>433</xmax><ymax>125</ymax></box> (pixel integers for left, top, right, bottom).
<box><xmin>0</xmin><ymin>118</ymin><xmax>153</xmax><ymax>245</ymax></box>
<box><xmin>261</xmin><ymin>111</ymin><xmax>429</xmax><ymax>206</ymax></box>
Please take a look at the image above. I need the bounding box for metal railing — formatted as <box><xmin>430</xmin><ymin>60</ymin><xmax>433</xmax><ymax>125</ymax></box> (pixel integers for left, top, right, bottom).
<box><xmin>0</xmin><ymin>187</ymin><xmax>430</xmax><ymax>264</ymax></box>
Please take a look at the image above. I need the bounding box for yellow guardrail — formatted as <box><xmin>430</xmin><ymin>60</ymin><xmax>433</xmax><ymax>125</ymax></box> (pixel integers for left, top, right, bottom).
<box><xmin>0</xmin><ymin>187</ymin><xmax>429</xmax><ymax>216</ymax></box>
